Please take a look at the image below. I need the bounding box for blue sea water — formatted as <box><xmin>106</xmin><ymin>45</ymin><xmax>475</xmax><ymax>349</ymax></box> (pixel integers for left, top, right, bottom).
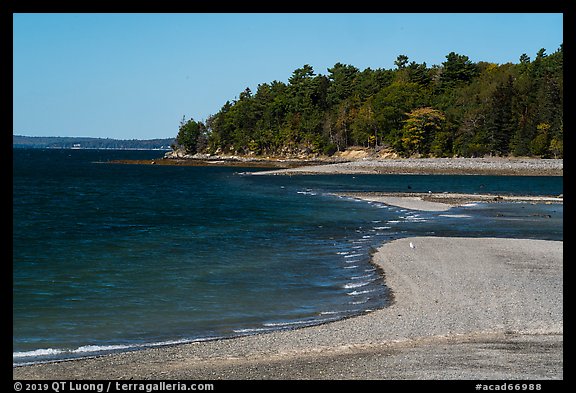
<box><xmin>12</xmin><ymin>149</ymin><xmax>563</xmax><ymax>365</ymax></box>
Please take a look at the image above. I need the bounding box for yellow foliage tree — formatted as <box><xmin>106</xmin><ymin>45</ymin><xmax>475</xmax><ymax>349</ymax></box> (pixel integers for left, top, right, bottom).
<box><xmin>401</xmin><ymin>107</ymin><xmax>446</xmax><ymax>156</ymax></box>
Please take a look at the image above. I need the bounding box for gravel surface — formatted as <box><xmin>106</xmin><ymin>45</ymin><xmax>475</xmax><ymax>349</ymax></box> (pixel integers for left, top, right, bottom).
<box><xmin>13</xmin><ymin>237</ymin><xmax>563</xmax><ymax>380</ymax></box>
<box><xmin>252</xmin><ymin>157</ymin><xmax>563</xmax><ymax>176</ymax></box>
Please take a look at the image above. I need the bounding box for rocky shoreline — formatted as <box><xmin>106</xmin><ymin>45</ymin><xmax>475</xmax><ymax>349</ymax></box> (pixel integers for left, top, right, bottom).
<box><xmin>250</xmin><ymin>157</ymin><xmax>563</xmax><ymax>176</ymax></box>
<box><xmin>111</xmin><ymin>153</ymin><xmax>563</xmax><ymax>177</ymax></box>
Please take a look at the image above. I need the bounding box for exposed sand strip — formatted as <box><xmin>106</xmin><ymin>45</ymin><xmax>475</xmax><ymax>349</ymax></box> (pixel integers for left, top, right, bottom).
<box><xmin>337</xmin><ymin>192</ymin><xmax>563</xmax><ymax>211</ymax></box>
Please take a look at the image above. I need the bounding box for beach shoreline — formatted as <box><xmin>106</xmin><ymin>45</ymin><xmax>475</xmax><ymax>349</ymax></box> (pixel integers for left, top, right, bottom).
<box><xmin>13</xmin><ymin>235</ymin><xmax>563</xmax><ymax>380</ymax></box>
<box><xmin>248</xmin><ymin>157</ymin><xmax>563</xmax><ymax>177</ymax></box>
<box><xmin>111</xmin><ymin>156</ymin><xmax>563</xmax><ymax>177</ymax></box>
<box><xmin>337</xmin><ymin>192</ymin><xmax>563</xmax><ymax>211</ymax></box>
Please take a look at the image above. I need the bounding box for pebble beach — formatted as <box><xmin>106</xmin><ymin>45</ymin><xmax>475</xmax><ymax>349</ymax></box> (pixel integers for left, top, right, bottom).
<box><xmin>251</xmin><ymin>157</ymin><xmax>563</xmax><ymax>176</ymax></box>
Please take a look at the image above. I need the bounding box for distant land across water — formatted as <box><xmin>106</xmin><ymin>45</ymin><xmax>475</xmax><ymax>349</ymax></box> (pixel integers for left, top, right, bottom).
<box><xmin>13</xmin><ymin>135</ymin><xmax>175</xmax><ymax>150</ymax></box>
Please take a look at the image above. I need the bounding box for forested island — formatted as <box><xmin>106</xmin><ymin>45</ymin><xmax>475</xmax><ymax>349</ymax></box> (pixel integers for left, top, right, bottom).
<box><xmin>173</xmin><ymin>45</ymin><xmax>562</xmax><ymax>159</ymax></box>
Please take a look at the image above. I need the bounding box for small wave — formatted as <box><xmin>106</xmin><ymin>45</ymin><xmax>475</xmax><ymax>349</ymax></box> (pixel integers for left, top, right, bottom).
<box><xmin>319</xmin><ymin>309</ymin><xmax>362</xmax><ymax>315</ymax></box>
<box><xmin>13</xmin><ymin>348</ymin><xmax>64</xmax><ymax>359</ymax></box>
<box><xmin>344</xmin><ymin>253</ymin><xmax>363</xmax><ymax>258</ymax></box>
<box><xmin>13</xmin><ymin>337</ymin><xmax>214</xmax><ymax>365</ymax></box>
<box><xmin>343</xmin><ymin>265</ymin><xmax>359</xmax><ymax>269</ymax></box>
<box><xmin>233</xmin><ymin>327</ymin><xmax>277</xmax><ymax>334</ymax></box>
<box><xmin>263</xmin><ymin>320</ymin><xmax>315</xmax><ymax>327</ymax></box>
<box><xmin>374</xmin><ymin>226</ymin><xmax>392</xmax><ymax>230</ymax></box>
<box><xmin>387</xmin><ymin>220</ymin><xmax>400</xmax><ymax>223</ymax></box>
<box><xmin>438</xmin><ymin>214</ymin><xmax>472</xmax><ymax>218</ymax></box>
<box><xmin>263</xmin><ymin>317</ymin><xmax>338</xmax><ymax>328</ymax></box>
<box><xmin>349</xmin><ymin>298</ymin><xmax>370</xmax><ymax>305</ymax></box>
<box><xmin>347</xmin><ymin>289</ymin><xmax>378</xmax><ymax>296</ymax></box>
<box><xmin>73</xmin><ymin>344</ymin><xmax>133</xmax><ymax>353</ymax></box>
<box><xmin>351</xmin><ymin>273</ymin><xmax>375</xmax><ymax>280</ymax></box>
<box><xmin>343</xmin><ymin>279</ymin><xmax>375</xmax><ymax>289</ymax></box>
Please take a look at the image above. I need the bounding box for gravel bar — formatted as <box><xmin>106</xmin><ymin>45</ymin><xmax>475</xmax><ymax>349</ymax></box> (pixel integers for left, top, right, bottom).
<box><xmin>251</xmin><ymin>157</ymin><xmax>563</xmax><ymax>176</ymax></box>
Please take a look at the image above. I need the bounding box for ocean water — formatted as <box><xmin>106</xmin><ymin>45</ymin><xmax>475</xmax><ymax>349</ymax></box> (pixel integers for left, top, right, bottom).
<box><xmin>12</xmin><ymin>149</ymin><xmax>563</xmax><ymax>365</ymax></box>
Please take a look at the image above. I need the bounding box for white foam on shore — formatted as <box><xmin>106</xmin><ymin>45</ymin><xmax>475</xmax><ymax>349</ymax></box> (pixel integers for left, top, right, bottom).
<box><xmin>14</xmin><ymin>337</ymin><xmax>214</xmax><ymax>365</ymax></box>
<box><xmin>233</xmin><ymin>327</ymin><xmax>278</xmax><ymax>334</ymax></box>
<box><xmin>262</xmin><ymin>317</ymin><xmax>339</xmax><ymax>328</ymax></box>
<box><xmin>347</xmin><ymin>289</ymin><xmax>378</xmax><ymax>296</ymax></box>
<box><xmin>320</xmin><ymin>309</ymin><xmax>362</xmax><ymax>316</ymax></box>
<box><xmin>13</xmin><ymin>348</ymin><xmax>64</xmax><ymax>359</ymax></box>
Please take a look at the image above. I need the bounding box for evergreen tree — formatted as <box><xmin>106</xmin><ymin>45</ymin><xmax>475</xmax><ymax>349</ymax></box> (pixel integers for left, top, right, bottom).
<box><xmin>440</xmin><ymin>52</ymin><xmax>480</xmax><ymax>88</ymax></box>
<box><xmin>326</xmin><ymin>63</ymin><xmax>359</xmax><ymax>106</ymax></box>
<box><xmin>176</xmin><ymin>116</ymin><xmax>205</xmax><ymax>154</ymax></box>
<box><xmin>196</xmin><ymin>45</ymin><xmax>562</xmax><ymax>158</ymax></box>
<box><xmin>485</xmin><ymin>75</ymin><xmax>516</xmax><ymax>155</ymax></box>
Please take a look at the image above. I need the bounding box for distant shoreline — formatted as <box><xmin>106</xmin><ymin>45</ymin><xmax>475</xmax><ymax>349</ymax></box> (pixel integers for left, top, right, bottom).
<box><xmin>13</xmin><ymin>135</ymin><xmax>174</xmax><ymax>150</ymax></box>
<box><xmin>111</xmin><ymin>156</ymin><xmax>563</xmax><ymax>177</ymax></box>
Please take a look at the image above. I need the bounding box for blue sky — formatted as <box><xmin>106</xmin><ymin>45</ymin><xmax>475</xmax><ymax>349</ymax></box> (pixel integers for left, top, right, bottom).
<box><xmin>13</xmin><ymin>13</ymin><xmax>563</xmax><ymax>140</ymax></box>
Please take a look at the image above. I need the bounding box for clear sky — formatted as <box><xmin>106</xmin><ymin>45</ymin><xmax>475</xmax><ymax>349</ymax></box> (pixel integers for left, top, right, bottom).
<box><xmin>13</xmin><ymin>13</ymin><xmax>563</xmax><ymax>140</ymax></box>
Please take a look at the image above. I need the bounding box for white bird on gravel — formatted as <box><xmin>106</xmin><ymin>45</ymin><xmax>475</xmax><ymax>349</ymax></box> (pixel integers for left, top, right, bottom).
<box><xmin>409</xmin><ymin>242</ymin><xmax>415</xmax><ymax>249</ymax></box>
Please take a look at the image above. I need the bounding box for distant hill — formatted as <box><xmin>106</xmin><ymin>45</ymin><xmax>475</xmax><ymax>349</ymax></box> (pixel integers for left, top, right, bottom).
<box><xmin>13</xmin><ymin>135</ymin><xmax>175</xmax><ymax>150</ymax></box>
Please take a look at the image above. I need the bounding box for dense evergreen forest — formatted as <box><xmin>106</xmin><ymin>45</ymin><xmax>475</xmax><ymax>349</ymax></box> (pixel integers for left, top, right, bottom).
<box><xmin>175</xmin><ymin>45</ymin><xmax>563</xmax><ymax>158</ymax></box>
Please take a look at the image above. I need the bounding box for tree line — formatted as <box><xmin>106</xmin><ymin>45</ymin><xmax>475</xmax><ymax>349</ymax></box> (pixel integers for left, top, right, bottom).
<box><xmin>175</xmin><ymin>45</ymin><xmax>562</xmax><ymax>158</ymax></box>
<box><xmin>13</xmin><ymin>135</ymin><xmax>175</xmax><ymax>150</ymax></box>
